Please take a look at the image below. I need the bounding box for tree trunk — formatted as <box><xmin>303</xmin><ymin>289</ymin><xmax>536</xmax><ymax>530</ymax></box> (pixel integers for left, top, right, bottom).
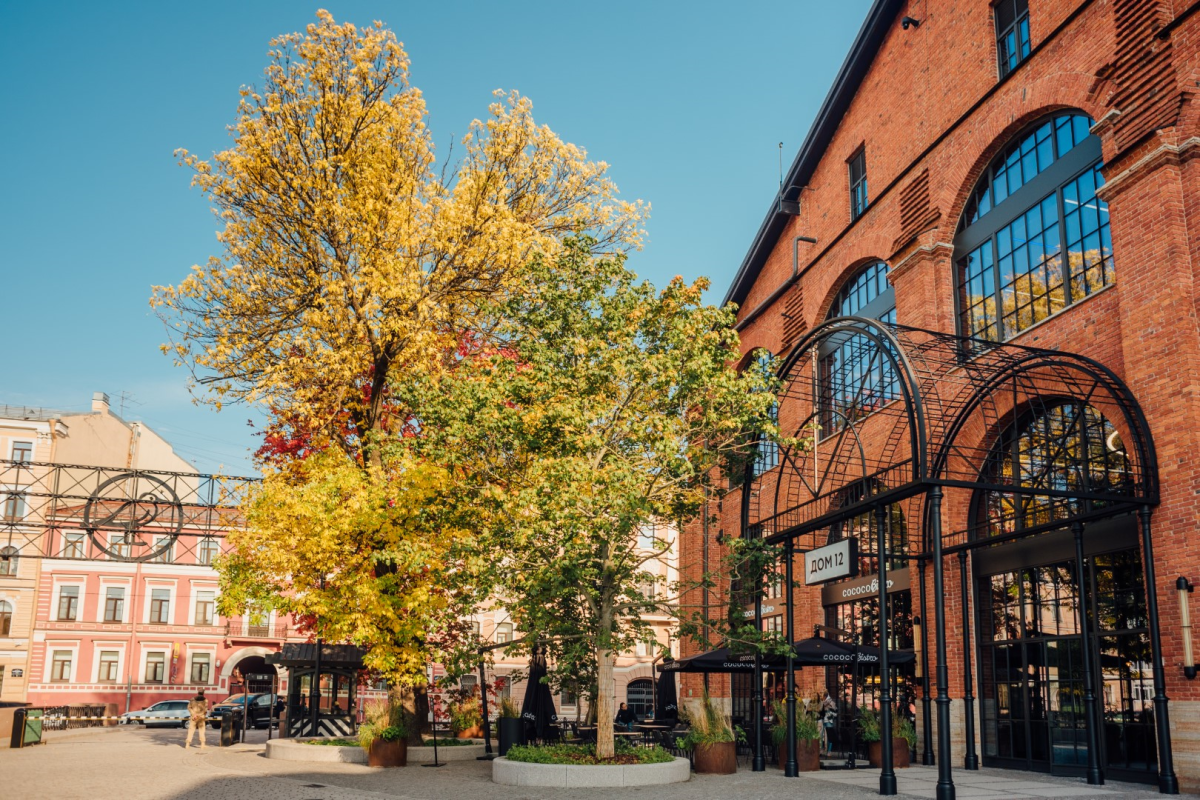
<box><xmin>396</xmin><ymin>684</ymin><xmax>430</xmax><ymax>746</ymax></box>
<box><xmin>596</xmin><ymin>645</ymin><xmax>615</xmax><ymax>759</ymax></box>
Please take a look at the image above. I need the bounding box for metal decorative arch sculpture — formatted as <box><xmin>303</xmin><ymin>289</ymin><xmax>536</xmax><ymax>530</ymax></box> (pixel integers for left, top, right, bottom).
<box><xmin>739</xmin><ymin>318</ymin><xmax>1177</xmax><ymax>796</ymax></box>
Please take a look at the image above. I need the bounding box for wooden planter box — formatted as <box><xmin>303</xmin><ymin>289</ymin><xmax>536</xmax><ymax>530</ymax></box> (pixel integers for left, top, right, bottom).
<box><xmin>867</xmin><ymin>738</ymin><xmax>910</xmax><ymax>769</ymax></box>
<box><xmin>368</xmin><ymin>738</ymin><xmax>408</xmax><ymax>767</ymax></box>
<box><xmin>776</xmin><ymin>738</ymin><xmax>821</xmax><ymax>771</ymax></box>
<box><xmin>693</xmin><ymin>741</ymin><xmax>737</xmax><ymax>774</ymax></box>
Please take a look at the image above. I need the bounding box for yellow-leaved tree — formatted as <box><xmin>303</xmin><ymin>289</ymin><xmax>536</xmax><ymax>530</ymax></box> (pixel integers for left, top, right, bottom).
<box><xmin>151</xmin><ymin>10</ymin><xmax>644</xmax><ymax>712</ymax></box>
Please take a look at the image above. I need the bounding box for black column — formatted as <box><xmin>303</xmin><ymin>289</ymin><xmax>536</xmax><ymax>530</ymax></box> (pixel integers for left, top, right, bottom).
<box><xmin>957</xmin><ymin>551</ymin><xmax>978</xmax><ymax>770</ymax></box>
<box><xmin>479</xmin><ymin>658</ymin><xmax>494</xmax><ymax>758</ymax></box>
<box><xmin>1139</xmin><ymin>506</ymin><xmax>1179</xmax><ymax>794</ymax></box>
<box><xmin>1071</xmin><ymin>521</ymin><xmax>1104</xmax><ymax>786</ymax></box>
<box><xmin>929</xmin><ymin>487</ymin><xmax>955</xmax><ymax>800</ymax></box>
<box><xmin>753</xmin><ymin>592</ymin><xmax>765</xmax><ymax>771</ymax></box>
<box><xmin>918</xmin><ymin>556</ymin><xmax>934</xmax><ymax>766</ymax></box>
<box><xmin>876</xmin><ymin>505</ymin><xmax>896</xmax><ymax>796</ymax></box>
<box><xmin>785</xmin><ymin>538</ymin><xmax>798</xmax><ymax>777</ymax></box>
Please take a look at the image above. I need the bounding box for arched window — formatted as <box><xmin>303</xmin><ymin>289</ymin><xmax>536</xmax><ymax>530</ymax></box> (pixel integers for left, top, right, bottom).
<box><xmin>625</xmin><ymin>679</ymin><xmax>654</xmax><ymax>719</ymax></box>
<box><xmin>750</xmin><ymin>349</ymin><xmax>779</xmax><ymax>476</ymax></box>
<box><xmin>957</xmin><ymin>113</ymin><xmax>1113</xmax><ymax>342</ymax></box>
<box><xmin>819</xmin><ymin>261</ymin><xmax>899</xmax><ymax>433</ymax></box>
<box><xmin>0</xmin><ymin>546</ymin><xmax>17</xmax><ymax>577</ymax></box>
<box><xmin>976</xmin><ymin>401</ymin><xmax>1133</xmax><ymax>538</ymax></box>
<box><xmin>0</xmin><ymin>600</ymin><xmax>11</xmax><ymax>636</ymax></box>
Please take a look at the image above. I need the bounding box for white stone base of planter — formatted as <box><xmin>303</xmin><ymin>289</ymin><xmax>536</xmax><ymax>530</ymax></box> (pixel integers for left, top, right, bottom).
<box><xmin>408</xmin><ymin>743</ymin><xmax>486</xmax><ymax>762</ymax></box>
<box><xmin>266</xmin><ymin>738</ymin><xmax>366</xmax><ymax>764</ymax></box>
<box><xmin>492</xmin><ymin>756</ymin><xmax>691</xmax><ymax>787</ymax></box>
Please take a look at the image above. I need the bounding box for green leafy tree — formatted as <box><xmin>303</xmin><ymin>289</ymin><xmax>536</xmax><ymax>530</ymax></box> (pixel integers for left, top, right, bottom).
<box><xmin>402</xmin><ymin>238</ymin><xmax>781</xmax><ymax>758</ymax></box>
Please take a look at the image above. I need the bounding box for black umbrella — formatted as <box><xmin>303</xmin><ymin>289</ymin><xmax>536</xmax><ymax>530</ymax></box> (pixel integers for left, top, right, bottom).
<box><xmin>659</xmin><ymin>647</ymin><xmax>787</xmax><ymax>673</ymax></box>
<box><xmin>520</xmin><ymin>649</ymin><xmax>558</xmax><ymax>742</ymax></box>
<box><xmin>660</xmin><ymin>637</ymin><xmax>914</xmax><ymax>673</ymax></box>
<box><xmin>791</xmin><ymin>635</ymin><xmax>916</xmax><ymax>666</ymax></box>
<box><xmin>654</xmin><ymin>669</ymin><xmax>678</xmax><ymax>721</ymax></box>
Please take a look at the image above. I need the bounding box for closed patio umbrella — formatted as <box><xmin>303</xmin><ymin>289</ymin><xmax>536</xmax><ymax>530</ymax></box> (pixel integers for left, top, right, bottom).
<box><xmin>520</xmin><ymin>648</ymin><xmax>558</xmax><ymax>742</ymax></box>
<box><xmin>654</xmin><ymin>670</ymin><xmax>678</xmax><ymax>722</ymax></box>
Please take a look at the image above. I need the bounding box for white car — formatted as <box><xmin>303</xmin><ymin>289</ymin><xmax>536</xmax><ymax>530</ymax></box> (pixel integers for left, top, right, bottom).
<box><xmin>120</xmin><ymin>700</ymin><xmax>190</xmax><ymax>728</ymax></box>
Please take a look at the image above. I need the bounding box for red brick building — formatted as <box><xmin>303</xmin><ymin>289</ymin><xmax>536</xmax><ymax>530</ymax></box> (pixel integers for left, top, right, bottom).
<box><xmin>678</xmin><ymin>0</ymin><xmax>1199</xmax><ymax>793</ymax></box>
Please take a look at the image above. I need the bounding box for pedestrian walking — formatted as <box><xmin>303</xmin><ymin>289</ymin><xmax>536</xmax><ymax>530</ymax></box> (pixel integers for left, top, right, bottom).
<box><xmin>185</xmin><ymin>689</ymin><xmax>208</xmax><ymax>750</ymax></box>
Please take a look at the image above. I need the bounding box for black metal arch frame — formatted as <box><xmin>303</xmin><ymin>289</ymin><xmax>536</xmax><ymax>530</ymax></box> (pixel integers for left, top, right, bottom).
<box><xmin>740</xmin><ymin>316</ymin><xmax>1178</xmax><ymax>797</ymax></box>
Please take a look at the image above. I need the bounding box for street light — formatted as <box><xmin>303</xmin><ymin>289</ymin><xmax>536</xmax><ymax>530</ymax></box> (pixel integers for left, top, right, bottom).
<box><xmin>1178</xmin><ymin>577</ymin><xmax>1195</xmax><ymax>680</ymax></box>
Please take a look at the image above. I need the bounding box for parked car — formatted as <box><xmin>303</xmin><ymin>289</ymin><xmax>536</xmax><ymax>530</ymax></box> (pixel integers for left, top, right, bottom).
<box><xmin>120</xmin><ymin>700</ymin><xmax>191</xmax><ymax>728</ymax></box>
<box><xmin>209</xmin><ymin>693</ymin><xmax>284</xmax><ymax>730</ymax></box>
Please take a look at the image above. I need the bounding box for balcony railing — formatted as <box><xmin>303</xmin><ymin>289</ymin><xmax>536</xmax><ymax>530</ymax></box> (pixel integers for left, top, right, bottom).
<box><xmin>224</xmin><ymin>621</ymin><xmax>289</xmax><ymax>639</ymax></box>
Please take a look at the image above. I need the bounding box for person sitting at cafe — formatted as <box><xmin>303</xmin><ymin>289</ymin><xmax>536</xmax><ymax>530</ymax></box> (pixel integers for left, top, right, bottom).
<box><xmin>614</xmin><ymin>703</ymin><xmax>637</xmax><ymax>731</ymax></box>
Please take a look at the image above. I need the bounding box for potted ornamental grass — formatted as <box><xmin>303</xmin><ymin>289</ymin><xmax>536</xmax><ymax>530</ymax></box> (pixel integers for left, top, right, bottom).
<box><xmin>858</xmin><ymin>705</ymin><xmax>912</xmax><ymax>769</ymax></box>
<box><xmin>770</xmin><ymin>700</ymin><xmax>821</xmax><ymax>771</ymax></box>
<box><xmin>449</xmin><ymin>691</ymin><xmax>483</xmax><ymax>739</ymax></box>
<box><xmin>360</xmin><ymin>699</ymin><xmax>410</xmax><ymax>768</ymax></box>
<box><xmin>497</xmin><ymin>697</ymin><xmax>524</xmax><ymax>757</ymax></box>
<box><xmin>681</xmin><ymin>693</ymin><xmax>737</xmax><ymax>774</ymax></box>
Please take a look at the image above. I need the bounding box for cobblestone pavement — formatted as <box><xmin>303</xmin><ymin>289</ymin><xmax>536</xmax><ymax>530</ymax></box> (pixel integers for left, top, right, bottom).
<box><xmin>0</xmin><ymin>726</ymin><xmax>1178</xmax><ymax>800</ymax></box>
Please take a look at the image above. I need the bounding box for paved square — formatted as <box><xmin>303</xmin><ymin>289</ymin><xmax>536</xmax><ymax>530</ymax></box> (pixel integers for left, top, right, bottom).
<box><xmin>0</xmin><ymin>726</ymin><xmax>1173</xmax><ymax>800</ymax></box>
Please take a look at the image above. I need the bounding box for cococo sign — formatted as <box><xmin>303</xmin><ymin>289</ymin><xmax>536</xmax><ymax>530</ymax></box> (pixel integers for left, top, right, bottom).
<box><xmin>804</xmin><ymin>538</ymin><xmax>858</xmax><ymax>585</ymax></box>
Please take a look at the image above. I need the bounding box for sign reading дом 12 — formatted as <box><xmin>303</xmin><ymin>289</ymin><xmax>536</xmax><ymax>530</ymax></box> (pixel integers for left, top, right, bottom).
<box><xmin>804</xmin><ymin>538</ymin><xmax>858</xmax><ymax>585</ymax></box>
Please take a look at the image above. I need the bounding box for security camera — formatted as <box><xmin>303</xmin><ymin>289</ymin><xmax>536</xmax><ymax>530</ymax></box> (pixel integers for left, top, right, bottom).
<box><xmin>901</xmin><ymin>16</ymin><xmax>921</xmax><ymax>29</ymax></box>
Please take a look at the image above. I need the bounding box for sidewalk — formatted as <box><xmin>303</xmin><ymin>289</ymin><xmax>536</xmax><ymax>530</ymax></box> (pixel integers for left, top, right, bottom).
<box><xmin>0</xmin><ymin>725</ymin><xmax>1174</xmax><ymax>800</ymax></box>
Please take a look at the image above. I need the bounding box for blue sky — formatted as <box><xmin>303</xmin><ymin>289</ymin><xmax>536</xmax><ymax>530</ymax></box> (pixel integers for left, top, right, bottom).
<box><xmin>0</xmin><ymin>0</ymin><xmax>870</xmax><ymax>475</ymax></box>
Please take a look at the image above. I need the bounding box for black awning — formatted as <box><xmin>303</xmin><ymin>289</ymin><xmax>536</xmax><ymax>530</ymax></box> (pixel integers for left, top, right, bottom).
<box><xmin>660</xmin><ymin>636</ymin><xmax>914</xmax><ymax>674</ymax></box>
<box><xmin>265</xmin><ymin>643</ymin><xmax>366</xmax><ymax>669</ymax></box>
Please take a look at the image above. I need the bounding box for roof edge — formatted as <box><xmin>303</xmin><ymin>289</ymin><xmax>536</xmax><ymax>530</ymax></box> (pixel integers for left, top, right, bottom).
<box><xmin>722</xmin><ymin>0</ymin><xmax>906</xmax><ymax>311</ymax></box>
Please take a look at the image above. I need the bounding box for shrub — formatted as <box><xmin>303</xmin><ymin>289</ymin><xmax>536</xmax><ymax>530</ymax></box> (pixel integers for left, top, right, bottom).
<box><xmin>679</xmin><ymin>692</ymin><xmax>735</xmax><ymax>751</ymax></box>
<box><xmin>498</xmin><ymin>696</ymin><xmax>521</xmax><ymax>719</ymax></box>
<box><xmin>857</xmin><ymin>706</ymin><xmax>881</xmax><ymax>743</ymax></box>
<box><xmin>893</xmin><ymin>715</ymin><xmax>917</xmax><ymax>749</ymax></box>
<box><xmin>359</xmin><ymin>697</ymin><xmax>410</xmax><ymax>751</ymax></box>
<box><xmin>769</xmin><ymin>699</ymin><xmax>821</xmax><ymax>746</ymax></box>
<box><xmin>505</xmin><ymin>743</ymin><xmax>674</xmax><ymax>765</ymax></box>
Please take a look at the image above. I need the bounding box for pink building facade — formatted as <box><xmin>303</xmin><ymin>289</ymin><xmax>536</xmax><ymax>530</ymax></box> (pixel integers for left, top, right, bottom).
<box><xmin>26</xmin><ymin>521</ymin><xmax>306</xmax><ymax>713</ymax></box>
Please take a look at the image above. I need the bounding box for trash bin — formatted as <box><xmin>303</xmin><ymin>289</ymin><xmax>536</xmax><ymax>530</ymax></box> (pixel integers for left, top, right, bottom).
<box><xmin>9</xmin><ymin>709</ymin><xmax>43</xmax><ymax>749</ymax></box>
<box><xmin>220</xmin><ymin>711</ymin><xmax>242</xmax><ymax>747</ymax></box>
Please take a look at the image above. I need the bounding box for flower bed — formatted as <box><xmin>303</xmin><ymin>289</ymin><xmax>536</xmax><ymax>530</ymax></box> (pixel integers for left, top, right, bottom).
<box><xmin>304</xmin><ymin>738</ymin><xmax>358</xmax><ymax>747</ymax></box>
<box><xmin>506</xmin><ymin>743</ymin><xmax>673</xmax><ymax>765</ymax></box>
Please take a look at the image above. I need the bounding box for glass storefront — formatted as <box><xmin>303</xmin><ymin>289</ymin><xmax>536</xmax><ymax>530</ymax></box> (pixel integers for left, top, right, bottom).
<box><xmin>978</xmin><ymin>547</ymin><xmax>1156</xmax><ymax>779</ymax></box>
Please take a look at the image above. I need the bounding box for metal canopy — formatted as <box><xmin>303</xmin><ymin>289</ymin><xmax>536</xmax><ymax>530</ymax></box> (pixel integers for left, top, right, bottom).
<box><xmin>747</xmin><ymin>316</ymin><xmax>1157</xmax><ymax>556</ymax></box>
<box><xmin>740</xmin><ymin>316</ymin><xmax>1176</xmax><ymax>797</ymax></box>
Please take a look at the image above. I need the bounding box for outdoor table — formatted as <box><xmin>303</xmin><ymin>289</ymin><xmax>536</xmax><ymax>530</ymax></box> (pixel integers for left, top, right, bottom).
<box><xmin>635</xmin><ymin>724</ymin><xmax>670</xmax><ymax>747</ymax></box>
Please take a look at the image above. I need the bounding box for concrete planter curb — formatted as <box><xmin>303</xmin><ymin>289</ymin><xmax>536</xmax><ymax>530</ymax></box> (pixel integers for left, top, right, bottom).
<box><xmin>408</xmin><ymin>743</ymin><xmax>486</xmax><ymax>762</ymax></box>
<box><xmin>266</xmin><ymin>738</ymin><xmax>366</xmax><ymax>763</ymax></box>
<box><xmin>492</xmin><ymin>756</ymin><xmax>691</xmax><ymax>787</ymax></box>
<box><xmin>266</xmin><ymin>738</ymin><xmax>487</xmax><ymax>764</ymax></box>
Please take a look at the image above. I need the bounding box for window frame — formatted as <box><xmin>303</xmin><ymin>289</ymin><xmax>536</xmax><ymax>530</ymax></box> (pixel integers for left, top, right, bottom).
<box><xmin>62</xmin><ymin>532</ymin><xmax>87</xmax><ymax>559</ymax></box>
<box><xmin>144</xmin><ymin>650</ymin><xmax>167</xmax><ymax>683</ymax></box>
<box><xmin>97</xmin><ymin>650</ymin><xmax>121</xmax><ymax>683</ymax></box>
<box><xmin>0</xmin><ymin>546</ymin><xmax>18</xmax><ymax>577</ymax></box>
<box><xmin>190</xmin><ymin>652</ymin><xmax>212</xmax><ymax>685</ymax></box>
<box><xmin>10</xmin><ymin>440</ymin><xmax>33</xmax><ymax>463</ymax></box>
<box><xmin>148</xmin><ymin>588</ymin><xmax>172</xmax><ymax>625</ymax></box>
<box><xmin>994</xmin><ymin>0</ymin><xmax>1031</xmax><ymax>79</ymax></box>
<box><xmin>494</xmin><ymin>622</ymin><xmax>513</xmax><ymax>644</ymax></box>
<box><xmin>849</xmin><ymin>148</ymin><xmax>869</xmax><ymax>221</ymax></box>
<box><xmin>197</xmin><ymin>537</ymin><xmax>220</xmax><ymax>566</ymax></box>
<box><xmin>103</xmin><ymin>586</ymin><xmax>126</xmax><ymax>623</ymax></box>
<box><xmin>50</xmin><ymin>649</ymin><xmax>74</xmax><ymax>682</ymax></box>
<box><xmin>56</xmin><ymin>585</ymin><xmax>81</xmax><ymax>621</ymax></box>
<box><xmin>954</xmin><ymin>114</ymin><xmax>1109</xmax><ymax>344</ymax></box>
<box><xmin>193</xmin><ymin>590</ymin><xmax>216</xmax><ymax>626</ymax></box>
<box><xmin>0</xmin><ymin>599</ymin><xmax>12</xmax><ymax>636</ymax></box>
<box><xmin>2</xmin><ymin>491</ymin><xmax>26</xmax><ymax>522</ymax></box>
<box><xmin>818</xmin><ymin>260</ymin><xmax>898</xmax><ymax>437</ymax></box>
